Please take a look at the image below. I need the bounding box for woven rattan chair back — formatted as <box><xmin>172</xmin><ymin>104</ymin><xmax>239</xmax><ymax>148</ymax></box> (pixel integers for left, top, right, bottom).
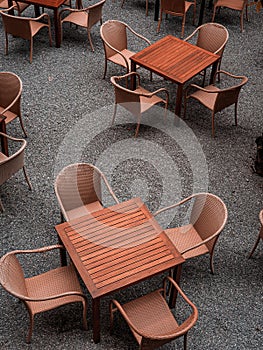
<box><xmin>55</xmin><ymin>163</ymin><xmax>119</xmax><ymax>221</ymax></box>
<box><xmin>0</xmin><ymin>245</ymin><xmax>87</xmax><ymax>343</ymax></box>
<box><xmin>0</xmin><ymin>132</ymin><xmax>32</xmax><ymax>211</ymax></box>
<box><xmin>157</xmin><ymin>0</ymin><xmax>196</xmax><ymax>38</ymax></box>
<box><xmin>249</xmin><ymin>209</ymin><xmax>263</xmax><ymax>258</ymax></box>
<box><xmin>110</xmin><ymin>276</ymin><xmax>198</xmax><ymax>349</ymax></box>
<box><xmin>1</xmin><ymin>6</ymin><xmax>52</xmax><ymax>63</ymax></box>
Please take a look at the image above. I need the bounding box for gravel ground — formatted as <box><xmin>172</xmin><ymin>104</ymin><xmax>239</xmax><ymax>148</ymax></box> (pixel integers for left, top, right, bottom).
<box><xmin>0</xmin><ymin>1</ymin><xmax>262</xmax><ymax>349</ymax></box>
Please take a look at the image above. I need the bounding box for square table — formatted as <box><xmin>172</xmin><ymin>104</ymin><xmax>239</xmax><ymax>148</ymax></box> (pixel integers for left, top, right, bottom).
<box><xmin>8</xmin><ymin>0</ymin><xmax>66</xmax><ymax>48</ymax></box>
<box><xmin>130</xmin><ymin>35</ymin><xmax>220</xmax><ymax>116</ymax></box>
<box><xmin>55</xmin><ymin>197</ymin><xmax>185</xmax><ymax>343</ymax></box>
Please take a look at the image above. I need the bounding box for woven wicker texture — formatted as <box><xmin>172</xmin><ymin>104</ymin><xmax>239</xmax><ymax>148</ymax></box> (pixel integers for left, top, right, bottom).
<box><xmin>55</xmin><ymin>163</ymin><xmax>119</xmax><ymax>221</ymax></box>
<box><xmin>184</xmin><ymin>70</ymin><xmax>248</xmax><ymax>137</ymax></box>
<box><xmin>100</xmin><ymin>20</ymin><xmax>151</xmax><ymax>78</ymax></box>
<box><xmin>0</xmin><ymin>132</ymin><xmax>32</xmax><ymax>211</ymax></box>
<box><xmin>111</xmin><ymin>72</ymin><xmax>169</xmax><ymax>137</ymax></box>
<box><xmin>249</xmin><ymin>209</ymin><xmax>263</xmax><ymax>258</ymax></box>
<box><xmin>110</xmin><ymin>276</ymin><xmax>198</xmax><ymax>349</ymax></box>
<box><xmin>0</xmin><ymin>7</ymin><xmax>52</xmax><ymax>63</ymax></box>
<box><xmin>212</xmin><ymin>0</ymin><xmax>248</xmax><ymax>32</ymax></box>
<box><xmin>0</xmin><ymin>245</ymin><xmax>87</xmax><ymax>343</ymax></box>
<box><xmin>155</xmin><ymin>193</ymin><xmax>228</xmax><ymax>273</ymax></box>
<box><xmin>60</xmin><ymin>0</ymin><xmax>106</xmax><ymax>52</ymax></box>
<box><xmin>0</xmin><ymin>0</ymin><xmax>30</xmax><ymax>15</ymax></box>
<box><xmin>157</xmin><ymin>0</ymin><xmax>196</xmax><ymax>38</ymax></box>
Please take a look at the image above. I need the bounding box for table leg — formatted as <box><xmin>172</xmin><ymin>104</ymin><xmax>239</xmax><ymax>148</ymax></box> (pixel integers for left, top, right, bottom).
<box><xmin>53</xmin><ymin>8</ymin><xmax>61</xmax><ymax>48</ymax></box>
<box><xmin>130</xmin><ymin>60</ymin><xmax>137</xmax><ymax>90</ymax></box>
<box><xmin>198</xmin><ymin>0</ymin><xmax>206</xmax><ymax>26</ymax></box>
<box><xmin>175</xmin><ymin>84</ymin><xmax>183</xmax><ymax>117</ymax></box>
<box><xmin>169</xmin><ymin>263</ymin><xmax>182</xmax><ymax>308</ymax></box>
<box><xmin>34</xmin><ymin>5</ymin><xmax>41</xmax><ymax>17</ymax></box>
<box><xmin>154</xmin><ymin>0</ymin><xmax>159</xmax><ymax>21</ymax></box>
<box><xmin>0</xmin><ymin>118</ymin><xmax>8</xmax><ymax>157</ymax></box>
<box><xmin>210</xmin><ymin>60</ymin><xmax>219</xmax><ymax>84</ymax></box>
<box><xmin>92</xmin><ymin>298</ymin><xmax>101</xmax><ymax>343</ymax></box>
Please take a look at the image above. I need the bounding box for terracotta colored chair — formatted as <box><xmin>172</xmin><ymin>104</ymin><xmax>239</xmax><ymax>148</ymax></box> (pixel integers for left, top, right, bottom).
<box><xmin>0</xmin><ymin>6</ymin><xmax>52</xmax><ymax>63</ymax></box>
<box><xmin>0</xmin><ymin>244</ymin><xmax>87</xmax><ymax>343</ymax></box>
<box><xmin>0</xmin><ymin>0</ymin><xmax>30</xmax><ymax>15</ymax></box>
<box><xmin>212</xmin><ymin>0</ymin><xmax>248</xmax><ymax>32</ymax></box>
<box><xmin>59</xmin><ymin>0</ymin><xmax>106</xmax><ymax>52</ymax></box>
<box><xmin>100</xmin><ymin>20</ymin><xmax>151</xmax><ymax>79</ymax></box>
<box><xmin>121</xmin><ymin>0</ymin><xmax>150</xmax><ymax>16</ymax></box>
<box><xmin>110</xmin><ymin>72</ymin><xmax>169</xmax><ymax>137</ymax></box>
<box><xmin>0</xmin><ymin>132</ymin><xmax>32</xmax><ymax>211</ymax></box>
<box><xmin>157</xmin><ymin>0</ymin><xmax>196</xmax><ymax>38</ymax></box>
<box><xmin>183</xmin><ymin>70</ymin><xmax>248</xmax><ymax>137</ymax></box>
<box><xmin>154</xmin><ymin>193</ymin><xmax>228</xmax><ymax>274</ymax></box>
<box><xmin>249</xmin><ymin>210</ymin><xmax>263</xmax><ymax>258</ymax></box>
<box><xmin>184</xmin><ymin>22</ymin><xmax>229</xmax><ymax>85</ymax></box>
<box><xmin>0</xmin><ymin>71</ymin><xmax>27</xmax><ymax>137</ymax></box>
<box><xmin>54</xmin><ymin>162</ymin><xmax>119</xmax><ymax>221</ymax></box>
<box><xmin>110</xmin><ymin>276</ymin><xmax>198</xmax><ymax>350</ymax></box>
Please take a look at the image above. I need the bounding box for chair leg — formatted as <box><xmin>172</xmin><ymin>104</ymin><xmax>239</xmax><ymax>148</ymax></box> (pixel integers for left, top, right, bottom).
<box><xmin>135</xmin><ymin>114</ymin><xmax>141</xmax><ymax>137</ymax></box>
<box><xmin>240</xmin><ymin>10</ymin><xmax>244</xmax><ymax>32</ymax></box>
<box><xmin>19</xmin><ymin>116</ymin><xmax>27</xmax><ymax>137</ymax></box>
<box><xmin>5</xmin><ymin>32</ymin><xmax>8</xmax><ymax>55</ymax></box>
<box><xmin>87</xmin><ymin>30</ymin><xmax>94</xmax><ymax>52</ymax></box>
<box><xmin>112</xmin><ymin>104</ymin><xmax>117</xmax><ymax>126</ymax></box>
<box><xmin>48</xmin><ymin>26</ymin><xmax>52</xmax><ymax>47</ymax></box>
<box><xmin>202</xmin><ymin>68</ymin><xmax>207</xmax><ymax>87</ymax></box>
<box><xmin>103</xmin><ymin>58</ymin><xmax>108</xmax><ymax>79</ymax></box>
<box><xmin>211</xmin><ymin>6</ymin><xmax>217</xmax><ymax>22</ymax></box>
<box><xmin>211</xmin><ymin>111</ymin><xmax>215</xmax><ymax>137</ymax></box>
<box><xmin>23</xmin><ymin>166</ymin><xmax>33</xmax><ymax>190</ymax></box>
<box><xmin>248</xmin><ymin>235</ymin><xmax>261</xmax><ymax>258</ymax></box>
<box><xmin>157</xmin><ymin>11</ymin><xmax>162</xmax><ymax>32</ymax></box>
<box><xmin>0</xmin><ymin>198</ymin><xmax>4</xmax><ymax>212</ymax></box>
<box><xmin>184</xmin><ymin>332</ymin><xmax>188</xmax><ymax>350</ymax></box>
<box><xmin>29</xmin><ymin>37</ymin><xmax>33</xmax><ymax>64</ymax></box>
<box><xmin>181</xmin><ymin>15</ymin><xmax>186</xmax><ymax>38</ymax></box>
<box><xmin>26</xmin><ymin>311</ymin><xmax>34</xmax><ymax>343</ymax></box>
<box><xmin>146</xmin><ymin>0</ymin><xmax>149</xmax><ymax>16</ymax></box>
<box><xmin>82</xmin><ymin>300</ymin><xmax>88</xmax><ymax>330</ymax></box>
<box><xmin>210</xmin><ymin>252</ymin><xmax>215</xmax><ymax>275</ymax></box>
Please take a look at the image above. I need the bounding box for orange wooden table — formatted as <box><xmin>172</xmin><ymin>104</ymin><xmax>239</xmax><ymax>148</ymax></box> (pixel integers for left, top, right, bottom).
<box><xmin>130</xmin><ymin>35</ymin><xmax>220</xmax><ymax>116</ymax></box>
<box><xmin>55</xmin><ymin>197</ymin><xmax>184</xmax><ymax>343</ymax></box>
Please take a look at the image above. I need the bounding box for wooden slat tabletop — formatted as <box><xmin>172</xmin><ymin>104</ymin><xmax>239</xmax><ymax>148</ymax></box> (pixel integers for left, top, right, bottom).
<box><xmin>131</xmin><ymin>35</ymin><xmax>220</xmax><ymax>84</ymax></box>
<box><xmin>55</xmin><ymin>197</ymin><xmax>184</xmax><ymax>298</ymax></box>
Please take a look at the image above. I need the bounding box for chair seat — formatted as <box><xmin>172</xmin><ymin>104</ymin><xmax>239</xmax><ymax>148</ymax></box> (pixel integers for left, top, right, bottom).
<box><xmin>136</xmin><ymin>86</ymin><xmax>165</xmax><ymax>113</ymax></box>
<box><xmin>30</xmin><ymin>21</ymin><xmax>49</xmax><ymax>37</ymax></box>
<box><xmin>165</xmin><ymin>224</ymin><xmax>209</xmax><ymax>259</ymax></box>
<box><xmin>66</xmin><ymin>200</ymin><xmax>103</xmax><ymax>220</ymax></box>
<box><xmin>215</xmin><ymin>0</ymin><xmax>245</xmax><ymax>10</ymax></box>
<box><xmin>25</xmin><ymin>264</ymin><xmax>84</xmax><ymax>314</ymax></box>
<box><xmin>189</xmin><ymin>85</ymin><xmax>220</xmax><ymax>110</ymax></box>
<box><xmin>109</xmin><ymin>49</ymin><xmax>135</xmax><ymax>70</ymax></box>
<box><xmin>122</xmin><ymin>289</ymin><xmax>179</xmax><ymax>344</ymax></box>
<box><xmin>0</xmin><ymin>106</ymin><xmax>18</xmax><ymax>124</ymax></box>
<box><xmin>0</xmin><ymin>152</ymin><xmax>8</xmax><ymax>162</ymax></box>
<box><xmin>62</xmin><ymin>11</ymin><xmax>88</xmax><ymax>27</ymax></box>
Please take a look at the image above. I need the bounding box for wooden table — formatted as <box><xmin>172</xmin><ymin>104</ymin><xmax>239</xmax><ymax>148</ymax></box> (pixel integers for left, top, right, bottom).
<box><xmin>8</xmin><ymin>0</ymin><xmax>66</xmax><ymax>47</ymax></box>
<box><xmin>130</xmin><ymin>35</ymin><xmax>220</xmax><ymax>116</ymax></box>
<box><xmin>55</xmin><ymin>197</ymin><xmax>185</xmax><ymax>343</ymax></box>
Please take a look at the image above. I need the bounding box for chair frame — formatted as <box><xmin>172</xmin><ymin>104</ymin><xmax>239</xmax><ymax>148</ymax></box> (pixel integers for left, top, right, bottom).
<box><xmin>1</xmin><ymin>6</ymin><xmax>52</xmax><ymax>63</ymax></box>
<box><xmin>154</xmin><ymin>193</ymin><xmax>228</xmax><ymax>274</ymax></box>
<box><xmin>0</xmin><ymin>0</ymin><xmax>30</xmax><ymax>15</ymax></box>
<box><xmin>184</xmin><ymin>70</ymin><xmax>248</xmax><ymax>137</ymax></box>
<box><xmin>110</xmin><ymin>276</ymin><xmax>198</xmax><ymax>350</ymax></box>
<box><xmin>0</xmin><ymin>131</ymin><xmax>32</xmax><ymax>211</ymax></box>
<box><xmin>0</xmin><ymin>244</ymin><xmax>87</xmax><ymax>343</ymax></box>
<box><xmin>110</xmin><ymin>72</ymin><xmax>169</xmax><ymax>137</ymax></box>
<box><xmin>59</xmin><ymin>0</ymin><xmax>106</xmax><ymax>52</ymax></box>
<box><xmin>100</xmin><ymin>19</ymin><xmax>151</xmax><ymax>79</ymax></box>
<box><xmin>54</xmin><ymin>162</ymin><xmax>119</xmax><ymax>222</ymax></box>
<box><xmin>249</xmin><ymin>209</ymin><xmax>263</xmax><ymax>258</ymax></box>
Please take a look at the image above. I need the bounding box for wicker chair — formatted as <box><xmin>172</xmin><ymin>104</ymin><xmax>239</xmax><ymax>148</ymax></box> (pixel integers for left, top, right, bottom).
<box><xmin>100</xmin><ymin>20</ymin><xmax>151</xmax><ymax>79</ymax></box>
<box><xmin>154</xmin><ymin>193</ymin><xmax>228</xmax><ymax>274</ymax></box>
<box><xmin>0</xmin><ymin>132</ymin><xmax>32</xmax><ymax>211</ymax></box>
<box><xmin>59</xmin><ymin>0</ymin><xmax>106</xmax><ymax>52</ymax></box>
<box><xmin>110</xmin><ymin>72</ymin><xmax>169</xmax><ymax>137</ymax></box>
<box><xmin>0</xmin><ymin>0</ymin><xmax>30</xmax><ymax>15</ymax></box>
<box><xmin>157</xmin><ymin>0</ymin><xmax>196</xmax><ymax>38</ymax></box>
<box><xmin>0</xmin><ymin>245</ymin><xmax>87</xmax><ymax>343</ymax></box>
<box><xmin>212</xmin><ymin>0</ymin><xmax>248</xmax><ymax>32</ymax></box>
<box><xmin>183</xmin><ymin>70</ymin><xmax>248</xmax><ymax>137</ymax></box>
<box><xmin>110</xmin><ymin>276</ymin><xmax>198</xmax><ymax>350</ymax></box>
<box><xmin>0</xmin><ymin>71</ymin><xmax>27</xmax><ymax>137</ymax></box>
<box><xmin>249</xmin><ymin>210</ymin><xmax>263</xmax><ymax>258</ymax></box>
<box><xmin>184</xmin><ymin>22</ymin><xmax>229</xmax><ymax>85</ymax></box>
<box><xmin>0</xmin><ymin>6</ymin><xmax>52</xmax><ymax>63</ymax></box>
<box><xmin>121</xmin><ymin>0</ymin><xmax>150</xmax><ymax>16</ymax></box>
<box><xmin>54</xmin><ymin>163</ymin><xmax>119</xmax><ymax>221</ymax></box>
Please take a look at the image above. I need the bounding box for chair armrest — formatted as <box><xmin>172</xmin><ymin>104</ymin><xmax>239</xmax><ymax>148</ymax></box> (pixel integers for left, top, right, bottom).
<box><xmin>216</xmin><ymin>70</ymin><xmax>248</xmax><ymax>84</ymax></box>
<box><xmin>101</xmin><ymin>172</ymin><xmax>119</xmax><ymax>204</ymax></box>
<box><xmin>22</xmin><ymin>290</ymin><xmax>87</xmax><ymax>303</ymax></box>
<box><xmin>103</xmin><ymin>40</ymin><xmax>130</xmax><ymax>70</ymax></box>
<box><xmin>153</xmin><ymin>193</ymin><xmax>198</xmax><ymax>217</ymax></box>
<box><xmin>140</xmin><ymin>87</ymin><xmax>169</xmax><ymax>101</ymax></box>
<box><xmin>111</xmin><ymin>72</ymin><xmax>141</xmax><ymax>91</ymax></box>
<box><xmin>184</xmin><ymin>28</ymin><xmax>198</xmax><ymax>42</ymax></box>
<box><xmin>126</xmin><ymin>24</ymin><xmax>151</xmax><ymax>45</ymax></box>
<box><xmin>0</xmin><ymin>132</ymin><xmax>26</xmax><ymax>164</ymax></box>
<box><xmin>59</xmin><ymin>7</ymin><xmax>89</xmax><ymax>18</ymax></box>
<box><xmin>9</xmin><ymin>244</ymin><xmax>65</xmax><ymax>256</ymax></box>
